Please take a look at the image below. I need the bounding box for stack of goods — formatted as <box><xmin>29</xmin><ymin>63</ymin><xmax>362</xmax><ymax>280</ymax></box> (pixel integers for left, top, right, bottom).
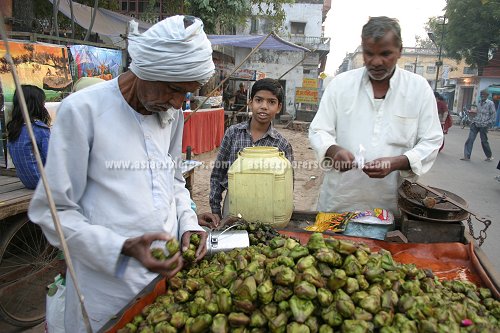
<box><xmin>231</xmin><ymin>220</ymin><xmax>284</xmax><ymax>246</ymax></box>
<box><xmin>121</xmin><ymin>232</ymin><xmax>499</xmax><ymax>333</ymax></box>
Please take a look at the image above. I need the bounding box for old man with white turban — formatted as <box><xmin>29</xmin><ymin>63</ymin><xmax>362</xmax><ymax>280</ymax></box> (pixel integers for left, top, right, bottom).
<box><xmin>29</xmin><ymin>16</ymin><xmax>215</xmax><ymax>333</ymax></box>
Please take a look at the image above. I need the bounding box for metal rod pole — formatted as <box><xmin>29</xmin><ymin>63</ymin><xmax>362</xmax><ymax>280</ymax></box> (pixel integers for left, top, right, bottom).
<box><xmin>434</xmin><ymin>48</ymin><xmax>441</xmax><ymax>92</ymax></box>
<box><xmin>434</xmin><ymin>16</ymin><xmax>446</xmax><ymax>92</ymax></box>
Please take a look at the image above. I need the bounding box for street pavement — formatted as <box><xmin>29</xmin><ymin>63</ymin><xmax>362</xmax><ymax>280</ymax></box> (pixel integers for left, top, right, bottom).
<box><xmin>2</xmin><ymin>124</ymin><xmax>499</xmax><ymax>333</ymax></box>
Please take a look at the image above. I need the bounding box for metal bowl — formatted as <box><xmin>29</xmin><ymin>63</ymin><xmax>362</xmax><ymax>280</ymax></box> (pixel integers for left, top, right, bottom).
<box><xmin>398</xmin><ymin>198</ymin><xmax>470</xmax><ymax>223</ymax></box>
<box><xmin>398</xmin><ymin>183</ymin><xmax>467</xmax><ymax>213</ymax></box>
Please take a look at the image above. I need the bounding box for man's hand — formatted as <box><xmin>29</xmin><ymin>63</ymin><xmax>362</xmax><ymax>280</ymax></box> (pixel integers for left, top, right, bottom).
<box><xmin>121</xmin><ymin>232</ymin><xmax>183</xmax><ymax>278</ymax></box>
<box><xmin>181</xmin><ymin>230</ymin><xmax>208</xmax><ymax>262</ymax></box>
<box><xmin>363</xmin><ymin>156</ymin><xmax>410</xmax><ymax>178</ymax></box>
<box><xmin>197</xmin><ymin>212</ymin><xmax>221</xmax><ymax>229</ymax></box>
<box><xmin>325</xmin><ymin>145</ymin><xmax>355</xmax><ymax>172</ymax></box>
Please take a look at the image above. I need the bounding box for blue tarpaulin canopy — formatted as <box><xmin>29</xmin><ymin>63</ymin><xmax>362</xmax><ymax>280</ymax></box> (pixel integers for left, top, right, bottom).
<box><xmin>208</xmin><ymin>33</ymin><xmax>310</xmax><ymax>52</ymax></box>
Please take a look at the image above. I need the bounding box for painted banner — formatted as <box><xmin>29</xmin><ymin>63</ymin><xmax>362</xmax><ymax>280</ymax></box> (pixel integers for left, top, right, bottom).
<box><xmin>230</xmin><ymin>68</ymin><xmax>266</xmax><ymax>81</ymax></box>
<box><xmin>0</xmin><ymin>41</ymin><xmax>72</xmax><ymax>102</ymax></box>
<box><xmin>69</xmin><ymin>45</ymin><xmax>122</xmax><ymax>81</ymax></box>
<box><xmin>302</xmin><ymin>78</ymin><xmax>318</xmax><ymax>88</ymax></box>
<box><xmin>295</xmin><ymin>87</ymin><xmax>318</xmax><ymax>104</ymax></box>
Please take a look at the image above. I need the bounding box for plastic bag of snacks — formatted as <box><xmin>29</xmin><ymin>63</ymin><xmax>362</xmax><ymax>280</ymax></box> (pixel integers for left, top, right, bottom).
<box><xmin>45</xmin><ymin>273</ymin><xmax>65</xmax><ymax>333</ymax></box>
<box><xmin>343</xmin><ymin>208</ymin><xmax>394</xmax><ymax>240</ymax></box>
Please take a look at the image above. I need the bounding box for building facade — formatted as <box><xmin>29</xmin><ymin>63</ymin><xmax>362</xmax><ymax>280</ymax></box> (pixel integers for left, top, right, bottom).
<box><xmin>232</xmin><ymin>0</ymin><xmax>330</xmax><ymax>119</ymax></box>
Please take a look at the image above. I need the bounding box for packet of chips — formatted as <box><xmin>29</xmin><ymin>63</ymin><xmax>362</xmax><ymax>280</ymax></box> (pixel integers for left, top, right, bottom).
<box><xmin>305</xmin><ymin>212</ymin><xmax>358</xmax><ymax>232</ymax></box>
<box><xmin>351</xmin><ymin>208</ymin><xmax>394</xmax><ymax>225</ymax></box>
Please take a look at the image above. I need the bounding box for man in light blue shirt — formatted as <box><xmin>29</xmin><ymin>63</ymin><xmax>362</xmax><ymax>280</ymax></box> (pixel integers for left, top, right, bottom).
<box><xmin>29</xmin><ymin>15</ymin><xmax>216</xmax><ymax>333</ymax></box>
<box><xmin>461</xmin><ymin>89</ymin><xmax>496</xmax><ymax>161</ymax></box>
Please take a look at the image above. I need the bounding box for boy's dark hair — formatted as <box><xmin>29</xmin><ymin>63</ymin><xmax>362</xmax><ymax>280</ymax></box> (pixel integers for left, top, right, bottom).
<box><xmin>7</xmin><ymin>85</ymin><xmax>50</xmax><ymax>142</ymax></box>
<box><xmin>250</xmin><ymin>78</ymin><xmax>284</xmax><ymax>104</ymax></box>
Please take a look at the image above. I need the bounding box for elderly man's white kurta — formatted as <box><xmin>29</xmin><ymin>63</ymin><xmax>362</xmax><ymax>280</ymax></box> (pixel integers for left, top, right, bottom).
<box><xmin>29</xmin><ymin>79</ymin><xmax>203</xmax><ymax>332</ymax></box>
<box><xmin>309</xmin><ymin>66</ymin><xmax>443</xmax><ymax>214</ymax></box>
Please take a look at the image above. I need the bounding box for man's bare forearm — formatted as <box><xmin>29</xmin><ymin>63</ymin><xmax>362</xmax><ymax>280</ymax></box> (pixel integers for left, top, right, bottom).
<box><xmin>390</xmin><ymin>155</ymin><xmax>410</xmax><ymax>171</ymax></box>
<box><xmin>325</xmin><ymin>145</ymin><xmax>344</xmax><ymax>159</ymax></box>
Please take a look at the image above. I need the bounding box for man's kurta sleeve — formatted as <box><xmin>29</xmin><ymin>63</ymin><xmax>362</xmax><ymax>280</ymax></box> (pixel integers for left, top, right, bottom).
<box><xmin>170</xmin><ymin>109</ymin><xmax>203</xmax><ymax>237</ymax></box>
<box><xmin>402</xmin><ymin>85</ymin><xmax>443</xmax><ymax>178</ymax></box>
<box><xmin>309</xmin><ymin>85</ymin><xmax>338</xmax><ymax>162</ymax></box>
<box><xmin>28</xmin><ymin>99</ymin><xmax>128</xmax><ymax>276</ymax></box>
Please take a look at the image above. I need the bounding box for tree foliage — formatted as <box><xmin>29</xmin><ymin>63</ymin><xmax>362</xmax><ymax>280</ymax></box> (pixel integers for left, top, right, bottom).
<box><xmin>183</xmin><ymin>0</ymin><xmax>294</xmax><ymax>34</ymax></box>
<box><xmin>21</xmin><ymin>0</ymin><xmax>294</xmax><ymax>40</ymax></box>
<box><xmin>415</xmin><ymin>35</ymin><xmax>435</xmax><ymax>49</ymax></box>
<box><xmin>425</xmin><ymin>0</ymin><xmax>500</xmax><ymax>75</ymax></box>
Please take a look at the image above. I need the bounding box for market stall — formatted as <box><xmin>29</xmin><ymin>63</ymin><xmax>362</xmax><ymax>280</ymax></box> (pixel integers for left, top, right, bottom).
<box><xmin>182</xmin><ymin>107</ymin><xmax>225</xmax><ymax>155</ymax></box>
<box><xmin>97</xmin><ymin>174</ymin><xmax>499</xmax><ymax>332</ymax></box>
<box><xmin>99</xmin><ymin>225</ymin><xmax>500</xmax><ymax>333</ymax></box>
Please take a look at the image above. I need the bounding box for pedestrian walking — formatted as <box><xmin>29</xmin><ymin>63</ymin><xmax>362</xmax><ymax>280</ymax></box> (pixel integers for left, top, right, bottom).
<box><xmin>435</xmin><ymin>91</ymin><xmax>450</xmax><ymax>152</ymax></box>
<box><xmin>496</xmin><ymin>160</ymin><xmax>500</xmax><ymax>182</ymax></box>
<box><xmin>461</xmin><ymin>89</ymin><xmax>496</xmax><ymax>161</ymax></box>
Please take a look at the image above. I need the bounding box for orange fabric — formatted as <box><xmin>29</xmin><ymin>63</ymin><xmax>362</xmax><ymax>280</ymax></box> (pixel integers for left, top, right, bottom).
<box><xmin>280</xmin><ymin>231</ymin><xmax>496</xmax><ymax>293</ymax></box>
<box><xmin>182</xmin><ymin>108</ymin><xmax>225</xmax><ymax>155</ymax></box>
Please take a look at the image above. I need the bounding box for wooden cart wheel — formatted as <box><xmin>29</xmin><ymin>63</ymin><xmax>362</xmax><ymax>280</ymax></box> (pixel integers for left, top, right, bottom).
<box><xmin>0</xmin><ymin>214</ymin><xmax>63</xmax><ymax>327</ymax></box>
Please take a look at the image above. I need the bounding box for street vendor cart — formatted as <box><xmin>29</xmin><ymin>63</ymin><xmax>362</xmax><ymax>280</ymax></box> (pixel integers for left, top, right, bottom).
<box><xmin>0</xmin><ymin>171</ymin><xmax>60</xmax><ymax>327</ymax></box>
<box><xmin>100</xmin><ymin>178</ymin><xmax>500</xmax><ymax>333</ymax></box>
<box><xmin>98</xmin><ymin>195</ymin><xmax>500</xmax><ymax>333</ymax></box>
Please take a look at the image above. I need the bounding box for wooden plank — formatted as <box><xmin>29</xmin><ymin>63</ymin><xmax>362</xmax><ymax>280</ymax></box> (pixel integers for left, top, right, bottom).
<box><xmin>0</xmin><ymin>181</ymin><xmax>27</xmax><ymax>194</ymax></box>
<box><xmin>0</xmin><ymin>188</ymin><xmax>33</xmax><ymax>204</ymax></box>
<box><xmin>465</xmin><ymin>234</ymin><xmax>500</xmax><ymax>295</ymax></box>
<box><xmin>0</xmin><ymin>175</ymin><xmax>21</xmax><ymax>186</ymax></box>
<box><xmin>0</xmin><ymin>201</ymin><xmax>31</xmax><ymax>220</ymax></box>
<box><xmin>0</xmin><ymin>168</ymin><xmax>18</xmax><ymax>177</ymax></box>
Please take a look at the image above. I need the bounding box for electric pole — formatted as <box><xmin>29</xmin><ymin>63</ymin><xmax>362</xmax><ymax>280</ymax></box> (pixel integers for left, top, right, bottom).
<box><xmin>428</xmin><ymin>16</ymin><xmax>447</xmax><ymax>92</ymax></box>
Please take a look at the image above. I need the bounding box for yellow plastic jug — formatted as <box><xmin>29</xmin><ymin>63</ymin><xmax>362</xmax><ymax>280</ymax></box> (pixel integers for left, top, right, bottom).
<box><xmin>228</xmin><ymin>146</ymin><xmax>293</xmax><ymax>228</ymax></box>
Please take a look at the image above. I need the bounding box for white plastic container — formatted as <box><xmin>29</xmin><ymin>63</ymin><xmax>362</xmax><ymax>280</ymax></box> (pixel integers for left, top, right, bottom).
<box><xmin>228</xmin><ymin>146</ymin><xmax>293</xmax><ymax>228</ymax></box>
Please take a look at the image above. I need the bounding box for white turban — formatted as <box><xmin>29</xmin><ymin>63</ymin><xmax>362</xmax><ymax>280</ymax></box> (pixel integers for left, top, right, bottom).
<box><xmin>128</xmin><ymin>15</ymin><xmax>215</xmax><ymax>83</ymax></box>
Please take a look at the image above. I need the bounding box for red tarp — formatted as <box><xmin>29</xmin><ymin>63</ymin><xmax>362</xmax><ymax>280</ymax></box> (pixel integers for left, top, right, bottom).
<box><xmin>182</xmin><ymin>108</ymin><xmax>225</xmax><ymax>155</ymax></box>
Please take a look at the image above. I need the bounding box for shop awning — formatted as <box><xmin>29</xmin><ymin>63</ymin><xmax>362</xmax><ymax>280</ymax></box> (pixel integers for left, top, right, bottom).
<box><xmin>47</xmin><ymin>0</ymin><xmax>152</xmax><ymax>47</ymax></box>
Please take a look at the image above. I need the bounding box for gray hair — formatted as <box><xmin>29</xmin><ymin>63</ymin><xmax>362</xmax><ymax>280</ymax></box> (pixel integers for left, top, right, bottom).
<box><xmin>361</xmin><ymin>16</ymin><xmax>402</xmax><ymax>48</ymax></box>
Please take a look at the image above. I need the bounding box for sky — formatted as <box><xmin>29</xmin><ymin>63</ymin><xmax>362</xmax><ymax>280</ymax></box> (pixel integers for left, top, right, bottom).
<box><xmin>323</xmin><ymin>0</ymin><xmax>447</xmax><ymax>75</ymax></box>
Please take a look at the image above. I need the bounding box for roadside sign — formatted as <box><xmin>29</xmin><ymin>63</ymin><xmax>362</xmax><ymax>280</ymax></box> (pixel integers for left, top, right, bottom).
<box><xmin>295</xmin><ymin>87</ymin><xmax>318</xmax><ymax>104</ymax></box>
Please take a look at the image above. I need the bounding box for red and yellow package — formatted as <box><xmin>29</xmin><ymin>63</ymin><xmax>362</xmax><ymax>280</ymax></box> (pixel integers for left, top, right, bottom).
<box><xmin>305</xmin><ymin>212</ymin><xmax>357</xmax><ymax>233</ymax></box>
